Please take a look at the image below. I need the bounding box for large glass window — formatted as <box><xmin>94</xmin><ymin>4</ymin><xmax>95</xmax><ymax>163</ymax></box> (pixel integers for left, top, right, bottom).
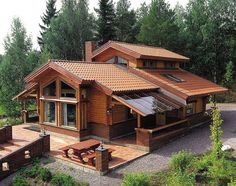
<box><xmin>43</xmin><ymin>81</ymin><xmax>56</xmax><ymax>96</ymax></box>
<box><xmin>60</xmin><ymin>81</ymin><xmax>76</xmax><ymax>98</ymax></box>
<box><xmin>61</xmin><ymin>103</ymin><xmax>76</xmax><ymax>128</ymax></box>
<box><xmin>44</xmin><ymin>102</ymin><xmax>56</xmax><ymax>124</ymax></box>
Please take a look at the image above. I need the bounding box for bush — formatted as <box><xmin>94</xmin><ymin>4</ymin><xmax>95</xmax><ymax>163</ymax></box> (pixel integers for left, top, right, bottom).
<box><xmin>207</xmin><ymin>157</ymin><xmax>234</xmax><ymax>185</ymax></box>
<box><xmin>50</xmin><ymin>173</ymin><xmax>79</xmax><ymax>186</ymax></box>
<box><xmin>12</xmin><ymin>176</ymin><xmax>29</xmax><ymax>186</ymax></box>
<box><xmin>167</xmin><ymin>172</ymin><xmax>196</xmax><ymax>186</ymax></box>
<box><xmin>21</xmin><ymin>164</ymin><xmax>41</xmax><ymax>178</ymax></box>
<box><xmin>122</xmin><ymin>173</ymin><xmax>152</xmax><ymax>186</ymax></box>
<box><xmin>170</xmin><ymin>151</ymin><xmax>196</xmax><ymax>173</ymax></box>
<box><xmin>197</xmin><ymin>153</ymin><xmax>214</xmax><ymax>172</ymax></box>
<box><xmin>38</xmin><ymin>167</ymin><xmax>52</xmax><ymax>182</ymax></box>
<box><xmin>228</xmin><ymin>178</ymin><xmax>236</xmax><ymax>186</ymax></box>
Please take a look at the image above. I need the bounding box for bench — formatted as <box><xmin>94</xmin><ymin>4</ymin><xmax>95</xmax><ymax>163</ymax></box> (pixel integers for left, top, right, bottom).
<box><xmin>59</xmin><ymin>146</ymin><xmax>70</xmax><ymax>158</ymax></box>
<box><xmin>108</xmin><ymin>148</ymin><xmax>115</xmax><ymax>161</ymax></box>
<box><xmin>84</xmin><ymin>152</ymin><xmax>96</xmax><ymax>166</ymax></box>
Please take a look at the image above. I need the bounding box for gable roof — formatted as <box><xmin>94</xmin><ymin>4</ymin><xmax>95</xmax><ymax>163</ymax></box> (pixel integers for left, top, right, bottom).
<box><xmin>25</xmin><ymin>60</ymin><xmax>158</xmax><ymax>95</ymax></box>
<box><xmin>130</xmin><ymin>68</ymin><xmax>228</xmax><ymax>99</ymax></box>
<box><xmin>92</xmin><ymin>41</ymin><xmax>189</xmax><ymax>62</ymax></box>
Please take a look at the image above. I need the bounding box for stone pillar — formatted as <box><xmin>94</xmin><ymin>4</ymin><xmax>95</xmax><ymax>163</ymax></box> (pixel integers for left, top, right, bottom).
<box><xmin>95</xmin><ymin>145</ymin><xmax>109</xmax><ymax>174</ymax></box>
<box><xmin>4</xmin><ymin>125</ymin><xmax>12</xmax><ymax>141</ymax></box>
<box><xmin>40</xmin><ymin>133</ymin><xmax>50</xmax><ymax>154</ymax></box>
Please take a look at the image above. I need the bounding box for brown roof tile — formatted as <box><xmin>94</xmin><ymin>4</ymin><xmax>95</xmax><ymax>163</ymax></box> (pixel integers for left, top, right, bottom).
<box><xmin>133</xmin><ymin>68</ymin><xmax>227</xmax><ymax>99</ymax></box>
<box><xmin>92</xmin><ymin>41</ymin><xmax>189</xmax><ymax>62</ymax></box>
<box><xmin>53</xmin><ymin>60</ymin><xmax>158</xmax><ymax>93</ymax></box>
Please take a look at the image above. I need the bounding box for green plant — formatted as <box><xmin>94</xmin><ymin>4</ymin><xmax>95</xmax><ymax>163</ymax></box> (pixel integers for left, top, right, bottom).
<box><xmin>167</xmin><ymin>172</ymin><xmax>196</xmax><ymax>186</ymax></box>
<box><xmin>228</xmin><ymin>178</ymin><xmax>236</xmax><ymax>186</ymax></box>
<box><xmin>122</xmin><ymin>173</ymin><xmax>152</xmax><ymax>186</ymax></box>
<box><xmin>50</xmin><ymin>173</ymin><xmax>78</xmax><ymax>186</ymax></box>
<box><xmin>210</xmin><ymin>99</ymin><xmax>223</xmax><ymax>159</ymax></box>
<box><xmin>197</xmin><ymin>153</ymin><xmax>214</xmax><ymax>172</ymax></box>
<box><xmin>22</xmin><ymin>164</ymin><xmax>41</xmax><ymax>178</ymax></box>
<box><xmin>12</xmin><ymin>175</ymin><xmax>29</xmax><ymax>186</ymax></box>
<box><xmin>207</xmin><ymin>157</ymin><xmax>234</xmax><ymax>185</ymax></box>
<box><xmin>170</xmin><ymin>150</ymin><xmax>196</xmax><ymax>173</ymax></box>
<box><xmin>38</xmin><ymin>167</ymin><xmax>52</xmax><ymax>182</ymax></box>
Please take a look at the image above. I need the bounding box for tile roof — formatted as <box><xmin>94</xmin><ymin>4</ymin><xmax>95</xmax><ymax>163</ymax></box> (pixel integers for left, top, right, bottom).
<box><xmin>53</xmin><ymin>60</ymin><xmax>158</xmax><ymax>93</ymax></box>
<box><xmin>92</xmin><ymin>41</ymin><xmax>189</xmax><ymax>62</ymax></box>
<box><xmin>132</xmin><ymin>68</ymin><xmax>227</xmax><ymax>99</ymax></box>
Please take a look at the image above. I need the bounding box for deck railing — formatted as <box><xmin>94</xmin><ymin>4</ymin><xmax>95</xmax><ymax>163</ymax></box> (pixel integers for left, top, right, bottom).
<box><xmin>0</xmin><ymin>134</ymin><xmax>50</xmax><ymax>180</ymax></box>
<box><xmin>135</xmin><ymin>111</ymin><xmax>211</xmax><ymax>152</ymax></box>
<box><xmin>0</xmin><ymin>125</ymin><xmax>12</xmax><ymax>144</ymax></box>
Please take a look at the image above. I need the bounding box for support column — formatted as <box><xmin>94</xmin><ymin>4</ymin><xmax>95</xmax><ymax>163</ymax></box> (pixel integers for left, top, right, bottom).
<box><xmin>156</xmin><ymin>112</ymin><xmax>166</xmax><ymax>126</ymax></box>
<box><xmin>23</xmin><ymin>99</ymin><xmax>28</xmax><ymax>124</ymax></box>
<box><xmin>137</xmin><ymin>114</ymin><xmax>141</xmax><ymax>128</ymax></box>
<box><xmin>95</xmin><ymin>145</ymin><xmax>109</xmax><ymax>174</ymax></box>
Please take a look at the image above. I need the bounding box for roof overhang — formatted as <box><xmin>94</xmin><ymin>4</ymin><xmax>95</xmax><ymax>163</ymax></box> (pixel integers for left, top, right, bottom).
<box><xmin>112</xmin><ymin>92</ymin><xmax>183</xmax><ymax>117</ymax></box>
<box><xmin>24</xmin><ymin>61</ymin><xmax>86</xmax><ymax>85</ymax></box>
<box><xmin>13</xmin><ymin>83</ymin><xmax>38</xmax><ymax>101</ymax></box>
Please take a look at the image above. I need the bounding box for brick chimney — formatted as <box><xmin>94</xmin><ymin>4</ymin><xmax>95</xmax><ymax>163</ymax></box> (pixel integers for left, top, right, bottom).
<box><xmin>85</xmin><ymin>41</ymin><xmax>96</xmax><ymax>62</ymax></box>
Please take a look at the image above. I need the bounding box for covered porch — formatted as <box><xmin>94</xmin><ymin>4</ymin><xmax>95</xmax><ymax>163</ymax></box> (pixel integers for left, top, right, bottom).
<box><xmin>111</xmin><ymin>92</ymin><xmax>211</xmax><ymax>151</ymax></box>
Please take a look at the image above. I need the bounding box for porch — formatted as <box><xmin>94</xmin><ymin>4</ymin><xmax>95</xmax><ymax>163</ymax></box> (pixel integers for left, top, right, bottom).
<box><xmin>111</xmin><ymin>111</ymin><xmax>211</xmax><ymax>151</ymax></box>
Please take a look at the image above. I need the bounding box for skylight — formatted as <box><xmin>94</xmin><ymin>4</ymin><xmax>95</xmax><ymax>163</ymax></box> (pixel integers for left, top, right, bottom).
<box><xmin>162</xmin><ymin>74</ymin><xmax>185</xmax><ymax>83</ymax></box>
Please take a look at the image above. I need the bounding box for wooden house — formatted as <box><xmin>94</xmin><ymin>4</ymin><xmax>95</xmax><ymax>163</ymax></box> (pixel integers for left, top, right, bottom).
<box><xmin>14</xmin><ymin>41</ymin><xmax>227</xmax><ymax>151</ymax></box>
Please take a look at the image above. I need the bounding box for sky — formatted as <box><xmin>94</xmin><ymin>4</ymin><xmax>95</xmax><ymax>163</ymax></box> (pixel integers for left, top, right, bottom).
<box><xmin>0</xmin><ymin>0</ymin><xmax>188</xmax><ymax>55</ymax></box>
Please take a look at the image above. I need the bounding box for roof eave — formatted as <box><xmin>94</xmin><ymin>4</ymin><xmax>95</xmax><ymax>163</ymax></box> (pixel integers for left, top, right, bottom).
<box><xmin>139</xmin><ymin>55</ymin><xmax>190</xmax><ymax>62</ymax></box>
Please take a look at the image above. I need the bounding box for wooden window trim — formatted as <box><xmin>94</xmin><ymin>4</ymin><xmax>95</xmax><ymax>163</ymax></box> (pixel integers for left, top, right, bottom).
<box><xmin>43</xmin><ymin>101</ymin><xmax>57</xmax><ymax>126</ymax></box>
<box><xmin>60</xmin><ymin>102</ymin><xmax>77</xmax><ymax>129</ymax></box>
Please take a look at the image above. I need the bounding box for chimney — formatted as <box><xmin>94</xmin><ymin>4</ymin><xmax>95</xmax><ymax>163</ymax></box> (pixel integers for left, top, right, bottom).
<box><xmin>85</xmin><ymin>41</ymin><xmax>96</xmax><ymax>62</ymax></box>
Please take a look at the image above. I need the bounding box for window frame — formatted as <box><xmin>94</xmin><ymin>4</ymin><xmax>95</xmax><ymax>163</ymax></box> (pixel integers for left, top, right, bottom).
<box><xmin>61</xmin><ymin>102</ymin><xmax>77</xmax><ymax>129</ymax></box>
<box><xmin>43</xmin><ymin>101</ymin><xmax>56</xmax><ymax>125</ymax></box>
<box><xmin>186</xmin><ymin>102</ymin><xmax>196</xmax><ymax>116</ymax></box>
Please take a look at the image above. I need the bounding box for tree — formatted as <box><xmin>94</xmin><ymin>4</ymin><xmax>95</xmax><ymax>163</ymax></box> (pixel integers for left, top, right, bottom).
<box><xmin>210</xmin><ymin>99</ymin><xmax>223</xmax><ymax>159</ymax></box>
<box><xmin>115</xmin><ymin>0</ymin><xmax>138</xmax><ymax>43</ymax></box>
<box><xmin>44</xmin><ymin>0</ymin><xmax>94</xmax><ymax>60</ymax></box>
<box><xmin>138</xmin><ymin>0</ymin><xmax>180</xmax><ymax>51</ymax></box>
<box><xmin>95</xmin><ymin>0</ymin><xmax>116</xmax><ymax>45</ymax></box>
<box><xmin>38</xmin><ymin>0</ymin><xmax>57</xmax><ymax>48</ymax></box>
<box><xmin>0</xmin><ymin>18</ymin><xmax>34</xmax><ymax>117</ymax></box>
<box><xmin>224</xmin><ymin>61</ymin><xmax>234</xmax><ymax>88</ymax></box>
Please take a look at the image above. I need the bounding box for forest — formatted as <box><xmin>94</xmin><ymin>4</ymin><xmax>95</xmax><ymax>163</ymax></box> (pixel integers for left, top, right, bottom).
<box><xmin>0</xmin><ymin>0</ymin><xmax>235</xmax><ymax>117</ymax></box>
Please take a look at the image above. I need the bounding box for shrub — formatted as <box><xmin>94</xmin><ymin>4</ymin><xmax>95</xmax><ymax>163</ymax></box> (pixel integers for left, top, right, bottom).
<box><xmin>207</xmin><ymin>157</ymin><xmax>234</xmax><ymax>185</ymax></box>
<box><xmin>122</xmin><ymin>173</ymin><xmax>152</xmax><ymax>186</ymax></box>
<box><xmin>167</xmin><ymin>172</ymin><xmax>196</xmax><ymax>186</ymax></box>
<box><xmin>170</xmin><ymin>151</ymin><xmax>196</xmax><ymax>173</ymax></box>
<box><xmin>197</xmin><ymin>153</ymin><xmax>214</xmax><ymax>172</ymax></box>
<box><xmin>38</xmin><ymin>167</ymin><xmax>52</xmax><ymax>182</ymax></box>
<box><xmin>228</xmin><ymin>178</ymin><xmax>236</xmax><ymax>186</ymax></box>
<box><xmin>50</xmin><ymin>173</ymin><xmax>78</xmax><ymax>186</ymax></box>
<box><xmin>12</xmin><ymin>176</ymin><xmax>29</xmax><ymax>186</ymax></box>
<box><xmin>22</xmin><ymin>164</ymin><xmax>41</xmax><ymax>178</ymax></box>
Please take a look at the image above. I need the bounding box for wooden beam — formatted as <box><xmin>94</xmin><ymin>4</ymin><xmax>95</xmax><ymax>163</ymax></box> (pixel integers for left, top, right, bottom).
<box><xmin>137</xmin><ymin>114</ymin><xmax>141</xmax><ymax>128</ymax></box>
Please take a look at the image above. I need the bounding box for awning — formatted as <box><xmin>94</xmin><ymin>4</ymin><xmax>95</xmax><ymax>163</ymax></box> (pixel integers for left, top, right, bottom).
<box><xmin>12</xmin><ymin>82</ymin><xmax>38</xmax><ymax>101</ymax></box>
<box><xmin>112</xmin><ymin>92</ymin><xmax>183</xmax><ymax>117</ymax></box>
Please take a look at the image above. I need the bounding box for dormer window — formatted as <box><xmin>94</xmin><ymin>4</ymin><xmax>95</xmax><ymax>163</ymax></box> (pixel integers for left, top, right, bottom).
<box><xmin>165</xmin><ymin>62</ymin><xmax>176</xmax><ymax>69</ymax></box>
<box><xmin>162</xmin><ymin>74</ymin><xmax>184</xmax><ymax>83</ymax></box>
<box><xmin>143</xmin><ymin>60</ymin><xmax>156</xmax><ymax>68</ymax></box>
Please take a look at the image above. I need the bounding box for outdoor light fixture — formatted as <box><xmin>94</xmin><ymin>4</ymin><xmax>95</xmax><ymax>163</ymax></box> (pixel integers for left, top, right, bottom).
<box><xmin>106</xmin><ymin>108</ymin><xmax>112</xmax><ymax>114</ymax></box>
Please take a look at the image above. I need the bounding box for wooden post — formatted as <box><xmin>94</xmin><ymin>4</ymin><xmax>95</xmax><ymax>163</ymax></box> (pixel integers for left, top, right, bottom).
<box><xmin>23</xmin><ymin>99</ymin><xmax>27</xmax><ymax>124</ymax></box>
<box><xmin>137</xmin><ymin>114</ymin><xmax>141</xmax><ymax>128</ymax></box>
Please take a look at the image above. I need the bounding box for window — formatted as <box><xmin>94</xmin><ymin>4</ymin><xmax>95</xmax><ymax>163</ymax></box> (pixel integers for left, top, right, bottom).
<box><xmin>44</xmin><ymin>102</ymin><xmax>56</xmax><ymax>124</ymax></box>
<box><xmin>186</xmin><ymin>102</ymin><xmax>196</xmax><ymax>115</ymax></box>
<box><xmin>43</xmin><ymin>81</ymin><xmax>56</xmax><ymax>96</ymax></box>
<box><xmin>165</xmin><ymin>62</ymin><xmax>176</xmax><ymax>69</ymax></box>
<box><xmin>117</xmin><ymin>57</ymin><xmax>128</xmax><ymax>66</ymax></box>
<box><xmin>61</xmin><ymin>81</ymin><xmax>76</xmax><ymax>98</ymax></box>
<box><xmin>162</xmin><ymin>74</ymin><xmax>184</xmax><ymax>83</ymax></box>
<box><xmin>143</xmin><ymin>60</ymin><xmax>156</xmax><ymax>68</ymax></box>
<box><xmin>61</xmin><ymin>103</ymin><xmax>76</xmax><ymax>128</ymax></box>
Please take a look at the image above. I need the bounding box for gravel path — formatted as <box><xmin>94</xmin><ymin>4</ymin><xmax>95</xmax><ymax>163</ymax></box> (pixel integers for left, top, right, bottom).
<box><xmin>1</xmin><ymin>103</ymin><xmax>236</xmax><ymax>186</ymax></box>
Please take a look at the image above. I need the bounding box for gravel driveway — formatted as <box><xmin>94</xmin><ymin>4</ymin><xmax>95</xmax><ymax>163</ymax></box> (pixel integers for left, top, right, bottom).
<box><xmin>1</xmin><ymin>104</ymin><xmax>236</xmax><ymax>186</ymax></box>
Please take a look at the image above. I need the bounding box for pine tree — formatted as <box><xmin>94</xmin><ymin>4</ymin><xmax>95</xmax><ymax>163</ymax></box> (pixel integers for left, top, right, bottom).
<box><xmin>38</xmin><ymin>0</ymin><xmax>57</xmax><ymax>48</ymax></box>
<box><xmin>43</xmin><ymin>0</ymin><xmax>94</xmax><ymax>60</ymax></box>
<box><xmin>115</xmin><ymin>0</ymin><xmax>138</xmax><ymax>43</ymax></box>
<box><xmin>95</xmin><ymin>0</ymin><xmax>116</xmax><ymax>45</ymax></box>
<box><xmin>138</xmin><ymin>0</ymin><xmax>180</xmax><ymax>51</ymax></box>
<box><xmin>0</xmin><ymin>18</ymin><xmax>33</xmax><ymax>117</ymax></box>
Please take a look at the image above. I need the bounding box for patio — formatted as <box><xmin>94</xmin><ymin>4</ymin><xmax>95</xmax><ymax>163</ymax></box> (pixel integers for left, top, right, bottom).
<box><xmin>10</xmin><ymin>123</ymin><xmax>147</xmax><ymax>170</ymax></box>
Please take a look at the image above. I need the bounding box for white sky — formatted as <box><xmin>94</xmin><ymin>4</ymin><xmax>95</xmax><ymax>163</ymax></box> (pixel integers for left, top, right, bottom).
<box><xmin>0</xmin><ymin>0</ymin><xmax>188</xmax><ymax>55</ymax></box>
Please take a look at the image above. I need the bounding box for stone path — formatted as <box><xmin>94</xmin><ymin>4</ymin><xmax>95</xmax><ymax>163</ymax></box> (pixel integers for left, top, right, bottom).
<box><xmin>1</xmin><ymin>104</ymin><xmax>236</xmax><ymax>186</ymax></box>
